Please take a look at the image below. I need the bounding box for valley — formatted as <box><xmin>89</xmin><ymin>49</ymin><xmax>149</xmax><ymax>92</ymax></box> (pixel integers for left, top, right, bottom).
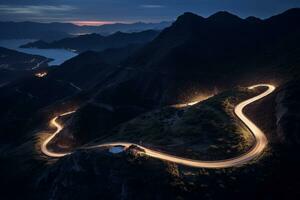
<box><xmin>0</xmin><ymin>6</ymin><xmax>300</xmax><ymax>200</ymax></box>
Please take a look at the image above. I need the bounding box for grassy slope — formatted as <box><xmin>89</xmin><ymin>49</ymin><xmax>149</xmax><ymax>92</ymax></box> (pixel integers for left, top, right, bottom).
<box><xmin>91</xmin><ymin>87</ymin><xmax>260</xmax><ymax>160</ymax></box>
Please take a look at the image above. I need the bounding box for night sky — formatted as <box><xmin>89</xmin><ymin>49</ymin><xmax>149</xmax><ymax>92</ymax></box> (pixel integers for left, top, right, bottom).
<box><xmin>0</xmin><ymin>0</ymin><xmax>299</xmax><ymax>25</ymax></box>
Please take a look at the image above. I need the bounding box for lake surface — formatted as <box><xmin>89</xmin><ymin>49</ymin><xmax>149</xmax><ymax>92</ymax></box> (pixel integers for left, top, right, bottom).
<box><xmin>109</xmin><ymin>146</ymin><xmax>125</xmax><ymax>154</ymax></box>
<box><xmin>0</xmin><ymin>39</ymin><xmax>77</xmax><ymax>66</ymax></box>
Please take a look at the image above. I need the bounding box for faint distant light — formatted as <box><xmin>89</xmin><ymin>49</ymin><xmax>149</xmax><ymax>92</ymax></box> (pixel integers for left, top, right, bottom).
<box><xmin>173</xmin><ymin>95</ymin><xmax>213</xmax><ymax>108</ymax></box>
<box><xmin>70</xmin><ymin>20</ymin><xmax>116</xmax><ymax>26</ymax></box>
<box><xmin>35</xmin><ymin>72</ymin><xmax>47</xmax><ymax>78</ymax></box>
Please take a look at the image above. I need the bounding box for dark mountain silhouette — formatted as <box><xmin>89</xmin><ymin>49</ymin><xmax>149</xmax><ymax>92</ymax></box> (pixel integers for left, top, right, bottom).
<box><xmin>43</xmin><ymin>8</ymin><xmax>300</xmax><ymax>110</ymax></box>
<box><xmin>245</xmin><ymin>16</ymin><xmax>263</xmax><ymax>23</ymax></box>
<box><xmin>3</xmin><ymin>8</ymin><xmax>299</xmax><ymax>147</ymax></box>
<box><xmin>50</xmin><ymin>8</ymin><xmax>300</xmax><ymax>147</ymax></box>
<box><xmin>208</xmin><ymin>11</ymin><xmax>243</xmax><ymax>23</ymax></box>
<box><xmin>20</xmin><ymin>30</ymin><xmax>159</xmax><ymax>52</ymax></box>
<box><xmin>93</xmin><ymin>8</ymin><xmax>299</xmax><ymax>106</ymax></box>
<box><xmin>93</xmin><ymin>21</ymin><xmax>172</xmax><ymax>35</ymax></box>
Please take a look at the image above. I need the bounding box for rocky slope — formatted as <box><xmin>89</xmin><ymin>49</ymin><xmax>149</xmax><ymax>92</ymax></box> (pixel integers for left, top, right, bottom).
<box><xmin>275</xmin><ymin>79</ymin><xmax>300</xmax><ymax>146</ymax></box>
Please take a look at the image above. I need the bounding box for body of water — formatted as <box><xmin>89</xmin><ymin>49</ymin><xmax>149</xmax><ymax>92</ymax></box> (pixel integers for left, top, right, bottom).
<box><xmin>0</xmin><ymin>39</ymin><xmax>77</xmax><ymax>66</ymax></box>
<box><xmin>109</xmin><ymin>146</ymin><xmax>125</xmax><ymax>154</ymax></box>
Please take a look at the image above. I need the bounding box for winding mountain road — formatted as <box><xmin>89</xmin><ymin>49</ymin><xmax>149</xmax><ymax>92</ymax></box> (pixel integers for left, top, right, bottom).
<box><xmin>41</xmin><ymin>84</ymin><xmax>275</xmax><ymax>168</ymax></box>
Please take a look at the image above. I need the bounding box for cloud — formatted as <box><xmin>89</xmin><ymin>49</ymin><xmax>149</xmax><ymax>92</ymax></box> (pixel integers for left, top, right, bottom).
<box><xmin>0</xmin><ymin>5</ymin><xmax>76</xmax><ymax>15</ymax></box>
<box><xmin>140</xmin><ymin>4</ymin><xmax>164</xmax><ymax>9</ymax></box>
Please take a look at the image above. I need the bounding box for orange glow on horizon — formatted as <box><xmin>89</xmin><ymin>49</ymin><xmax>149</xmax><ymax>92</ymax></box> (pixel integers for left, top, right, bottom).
<box><xmin>70</xmin><ymin>20</ymin><xmax>116</xmax><ymax>26</ymax></box>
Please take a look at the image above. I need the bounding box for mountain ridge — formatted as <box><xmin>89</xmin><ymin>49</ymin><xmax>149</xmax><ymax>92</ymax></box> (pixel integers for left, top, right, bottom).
<box><xmin>20</xmin><ymin>30</ymin><xmax>159</xmax><ymax>52</ymax></box>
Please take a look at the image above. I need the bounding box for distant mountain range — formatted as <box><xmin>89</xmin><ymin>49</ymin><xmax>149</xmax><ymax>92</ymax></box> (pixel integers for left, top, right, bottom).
<box><xmin>20</xmin><ymin>30</ymin><xmax>160</xmax><ymax>52</ymax></box>
<box><xmin>89</xmin><ymin>21</ymin><xmax>172</xmax><ymax>35</ymax></box>
<box><xmin>0</xmin><ymin>21</ymin><xmax>171</xmax><ymax>41</ymax></box>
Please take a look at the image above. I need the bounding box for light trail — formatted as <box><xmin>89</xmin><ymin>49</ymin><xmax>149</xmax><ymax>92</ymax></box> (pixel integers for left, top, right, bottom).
<box><xmin>41</xmin><ymin>111</ymin><xmax>75</xmax><ymax>157</ymax></box>
<box><xmin>173</xmin><ymin>98</ymin><xmax>211</xmax><ymax>108</ymax></box>
<box><xmin>41</xmin><ymin>84</ymin><xmax>275</xmax><ymax>168</ymax></box>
